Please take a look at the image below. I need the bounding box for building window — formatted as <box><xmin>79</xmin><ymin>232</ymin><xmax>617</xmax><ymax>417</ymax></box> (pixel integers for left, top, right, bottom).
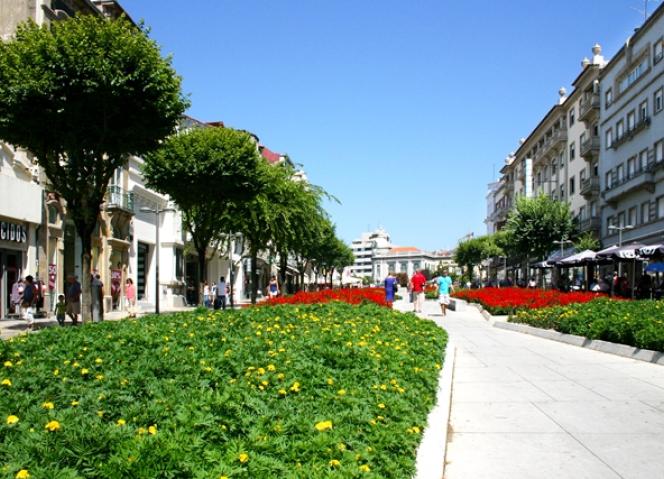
<box><xmin>605</xmin><ymin>87</ymin><xmax>613</xmax><ymax>107</ymax></box>
<box><xmin>590</xmin><ymin>201</ymin><xmax>597</xmax><ymax>217</ymax></box>
<box><xmin>606</xmin><ymin>216</ymin><xmax>614</xmax><ymax>235</ymax></box>
<box><xmin>627</xmin><ymin>156</ymin><xmax>636</xmax><ymax>176</ymax></box>
<box><xmin>579</xmin><ymin>205</ymin><xmax>586</xmax><ymax>220</ymax></box>
<box><xmin>616</xmin><ymin>164</ymin><xmax>624</xmax><ymax>182</ymax></box>
<box><xmin>639</xmin><ymin>100</ymin><xmax>648</xmax><ymax>121</ymax></box>
<box><xmin>617</xmin><ymin>212</ymin><xmax>625</xmax><ymax>227</ymax></box>
<box><xmin>605</xmin><ymin>128</ymin><xmax>613</xmax><ymax>149</ymax></box>
<box><xmin>628</xmin><ymin>207</ymin><xmax>637</xmax><ymax>226</ymax></box>
<box><xmin>656</xmin><ymin>140</ymin><xmax>664</xmax><ymax>163</ymax></box>
<box><xmin>654</xmin><ymin>39</ymin><xmax>663</xmax><ymax>64</ymax></box>
<box><xmin>580</xmin><ymin>169</ymin><xmax>586</xmax><ymax>183</ymax></box>
<box><xmin>605</xmin><ymin>171</ymin><xmax>613</xmax><ymax>189</ymax></box>
<box><xmin>551</xmin><ymin>160</ymin><xmax>557</xmax><ymax>175</ymax></box>
<box><xmin>569</xmin><ymin>142</ymin><xmax>576</xmax><ymax>161</ymax></box>
<box><xmin>175</xmin><ymin>247</ymin><xmax>184</xmax><ymax>279</ymax></box>
<box><xmin>569</xmin><ymin>177</ymin><xmax>575</xmax><ymax>195</ymax></box>
<box><xmin>559</xmin><ymin>153</ymin><xmax>565</xmax><ymax>168</ymax></box>
<box><xmin>559</xmin><ymin>184</ymin><xmax>565</xmax><ymax>199</ymax></box>
<box><xmin>655</xmin><ymin>88</ymin><xmax>663</xmax><ymax>113</ymax></box>
<box><xmin>616</xmin><ymin>119</ymin><xmax>625</xmax><ymax>140</ymax></box>
<box><xmin>627</xmin><ymin>110</ymin><xmax>636</xmax><ymax>130</ymax></box>
<box><xmin>641</xmin><ymin>201</ymin><xmax>650</xmax><ymax>224</ymax></box>
<box><xmin>639</xmin><ymin>148</ymin><xmax>649</xmax><ymax>169</ymax></box>
<box><xmin>658</xmin><ymin>196</ymin><xmax>664</xmax><ymax>219</ymax></box>
<box><xmin>593</xmin><ymin>161</ymin><xmax>598</xmax><ymax>176</ymax></box>
<box><xmin>618</xmin><ymin>56</ymin><xmax>648</xmax><ymax>94</ymax></box>
<box><xmin>569</xmin><ymin>108</ymin><xmax>575</xmax><ymax>126</ymax></box>
<box><xmin>48</xmin><ymin>206</ymin><xmax>58</xmax><ymax>224</ymax></box>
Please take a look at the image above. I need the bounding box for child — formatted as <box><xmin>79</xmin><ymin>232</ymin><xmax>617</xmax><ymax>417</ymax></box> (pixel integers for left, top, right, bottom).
<box><xmin>55</xmin><ymin>294</ymin><xmax>67</xmax><ymax>326</ymax></box>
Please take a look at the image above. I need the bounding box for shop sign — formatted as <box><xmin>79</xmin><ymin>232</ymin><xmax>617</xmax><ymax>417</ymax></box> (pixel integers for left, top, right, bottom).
<box><xmin>48</xmin><ymin>264</ymin><xmax>56</xmax><ymax>290</ymax></box>
<box><xmin>0</xmin><ymin>221</ymin><xmax>27</xmax><ymax>243</ymax></box>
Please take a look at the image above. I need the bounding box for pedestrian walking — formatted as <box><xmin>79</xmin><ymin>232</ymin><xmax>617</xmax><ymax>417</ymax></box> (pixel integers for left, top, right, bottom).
<box><xmin>268</xmin><ymin>276</ymin><xmax>279</xmax><ymax>299</ymax></box>
<box><xmin>383</xmin><ymin>272</ymin><xmax>398</xmax><ymax>308</ymax></box>
<box><xmin>203</xmin><ymin>281</ymin><xmax>211</xmax><ymax>308</ymax></box>
<box><xmin>214</xmin><ymin>276</ymin><xmax>227</xmax><ymax>310</ymax></box>
<box><xmin>435</xmin><ymin>270</ymin><xmax>454</xmax><ymax>316</ymax></box>
<box><xmin>10</xmin><ymin>278</ymin><xmax>23</xmax><ymax>316</ymax></box>
<box><xmin>55</xmin><ymin>294</ymin><xmax>67</xmax><ymax>326</ymax></box>
<box><xmin>91</xmin><ymin>274</ymin><xmax>104</xmax><ymax>322</ymax></box>
<box><xmin>410</xmin><ymin>269</ymin><xmax>426</xmax><ymax>313</ymax></box>
<box><xmin>65</xmin><ymin>275</ymin><xmax>81</xmax><ymax>325</ymax></box>
<box><xmin>125</xmin><ymin>278</ymin><xmax>137</xmax><ymax>318</ymax></box>
<box><xmin>21</xmin><ymin>275</ymin><xmax>37</xmax><ymax>331</ymax></box>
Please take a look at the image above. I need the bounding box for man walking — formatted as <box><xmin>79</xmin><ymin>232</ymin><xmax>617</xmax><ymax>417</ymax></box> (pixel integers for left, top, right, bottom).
<box><xmin>410</xmin><ymin>269</ymin><xmax>426</xmax><ymax>313</ymax></box>
<box><xmin>65</xmin><ymin>275</ymin><xmax>81</xmax><ymax>325</ymax></box>
<box><xmin>21</xmin><ymin>275</ymin><xmax>36</xmax><ymax>331</ymax></box>
<box><xmin>435</xmin><ymin>270</ymin><xmax>454</xmax><ymax>316</ymax></box>
<box><xmin>215</xmin><ymin>276</ymin><xmax>227</xmax><ymax>310</ymax></box>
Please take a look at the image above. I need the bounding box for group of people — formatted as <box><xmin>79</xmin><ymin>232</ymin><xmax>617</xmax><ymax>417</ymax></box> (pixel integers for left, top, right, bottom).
<box><xmin>203</xmin><ymin>276</ymin><xmax>229</xmax><ymax>310</ymax></box>
<box><xmin>384</xmin><ymin>269</ymin><xmax>454</xmax><ymax>316</ymax></box>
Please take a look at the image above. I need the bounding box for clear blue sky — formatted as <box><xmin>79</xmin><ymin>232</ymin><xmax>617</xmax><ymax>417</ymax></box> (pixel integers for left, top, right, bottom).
<box><xmin>122</xmin><ymin>0</ymin><xmax>657</xmax><ymax>251</ymax></box>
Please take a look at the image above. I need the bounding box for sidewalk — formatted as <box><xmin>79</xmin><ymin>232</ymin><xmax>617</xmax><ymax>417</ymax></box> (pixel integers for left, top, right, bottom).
<box><xmin>395</xmin><ymin>299</ymin><xmax>664</xmax><ymax>479</ymax></box>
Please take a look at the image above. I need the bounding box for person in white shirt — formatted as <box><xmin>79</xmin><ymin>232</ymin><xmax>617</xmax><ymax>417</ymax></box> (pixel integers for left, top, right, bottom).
<box><xmin>215</xmin><ymin>276</ymin><xmax>227</xmax><ymax>310</ymax></box>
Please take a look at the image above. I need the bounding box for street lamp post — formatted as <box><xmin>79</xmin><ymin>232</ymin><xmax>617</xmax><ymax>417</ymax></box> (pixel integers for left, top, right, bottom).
<box><xmin>140</xmin><ymin>205</ymin><xmax>175</xmax><ymax>315</ymax></box>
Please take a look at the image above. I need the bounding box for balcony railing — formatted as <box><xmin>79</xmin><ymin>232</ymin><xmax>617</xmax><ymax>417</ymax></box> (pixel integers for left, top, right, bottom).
<box><xmin>580</xmin><ymin>136</ymin><xmax>600</xmax><ymax>159</ymax></box>
<box><xmin>603</xmin><ymin>169</ymin><xmax>655</xmax><ymax>205</ymax></box>
<box><xmin>610</xmin><ymin>117</ymin><xmax>651</xmax><ymax>150</ymax></box>
<box><xmin>580</xmin><ymin>176</ymin><xmax>599</xmax><ymax>198</ymax></box>
<box><xmin>106</xmin><ymin>185</ymin><xmax>134</xmax><ymax>213</ymax></box>
<box><xmin>576</xmin><ymin>216</ymin><xmax>601</xmax><ymax>233</ymax></box>
<box><xmin>541</xmin><ymin>129</ymin><xmax>567</xmax><ymax>159</ymax></box>
<box><xmin>579</xmin><ymin>94</ymin><xmax>600</xmax><ymax>122</ymax></box>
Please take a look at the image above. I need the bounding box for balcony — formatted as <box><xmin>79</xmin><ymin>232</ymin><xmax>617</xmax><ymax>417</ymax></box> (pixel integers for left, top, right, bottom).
<box><xmin>580</xmin><ymin>136</ymin><xmax>600</xmax><ymax>160</ymax></box>
<box><xmin>610</xmin><ymin>117</ymin><xmax>651</xmax><ymax>150</ymax></box>
<box><xmin>603</xmin><ymin>169</ymin><xmax>655</xmax><ymax>206</ymax></box>
<box><xmin>106</xmin><ymin>185</ymin><xmax>134</xmax><ymax>213</ymax></box>
<box><xmin>577</xmin><ymin>216</ymin><xmax>601</xmax><ymax>234</ymax></box>
<box><xmin>540</xmin><ymin>129</ymin><xmax>567</xmax><ymax>159</ymax></box>
<box><xmin>580</xmin><ymin>176</ymin><xmax>599</xmax><ymax>198</ymax></box>
<box><xmin>578</xmin><ymin>93</ymin><xmax>600</xmax><ymax>122</ymax></box>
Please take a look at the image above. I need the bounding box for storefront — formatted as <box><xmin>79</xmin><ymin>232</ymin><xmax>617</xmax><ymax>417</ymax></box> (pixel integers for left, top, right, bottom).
<box><xmin>0</xmin><ymin>220</ymin><xmax>30</xmax><ymax>319</ymax></box>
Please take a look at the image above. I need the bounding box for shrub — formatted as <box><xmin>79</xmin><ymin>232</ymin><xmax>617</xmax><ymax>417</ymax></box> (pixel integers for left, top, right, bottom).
<box><xmin>0</xmin><ymin>302</ymin><xmax>447</xmax><ymax>478</ymax></box>
<box><xmin>510</xmin><ymin>298</ymin><xmax>664</xmax><ymax>351</ymax></box>
<box><xmin>264</xmin><ymin>288</ymin><xmax>387</xmax><ymax>307</ymax></box>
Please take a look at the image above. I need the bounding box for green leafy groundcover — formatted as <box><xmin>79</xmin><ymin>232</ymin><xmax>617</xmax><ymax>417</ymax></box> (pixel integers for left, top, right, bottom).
<box><xmin>0</xmin><ymin>302</ymin><xmax>447</xmax><ymax>478</ymax></box>
<box><xmin>510</xmin><ymin>298</ymin><xmax>664</xmax><ymax>351</ymax></box>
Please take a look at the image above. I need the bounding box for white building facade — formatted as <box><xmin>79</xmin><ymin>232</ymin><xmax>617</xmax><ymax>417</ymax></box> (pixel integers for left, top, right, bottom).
<box><xmin>349</xmin><ymin>228</ymin><xmax>392</xmax><ymax>278</ymax></box>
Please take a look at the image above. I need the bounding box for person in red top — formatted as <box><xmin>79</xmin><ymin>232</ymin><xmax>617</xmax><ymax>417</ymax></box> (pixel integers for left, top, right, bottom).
<box><xmin>410</xmin><ymin>269</ymin><xmax>427</xmax><ymax>313</ymax></box>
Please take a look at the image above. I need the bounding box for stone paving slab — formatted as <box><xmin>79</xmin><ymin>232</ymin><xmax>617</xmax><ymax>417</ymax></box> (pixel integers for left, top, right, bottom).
<box><xmin>395</xmin><ymin>298</ymin><xmax>664</xmax><ymax>479</ymax></box>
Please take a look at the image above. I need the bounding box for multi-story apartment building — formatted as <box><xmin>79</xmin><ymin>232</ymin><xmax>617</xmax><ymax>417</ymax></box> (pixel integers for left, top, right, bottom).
<box><xmin>599</xmin><ymin>3</ymin><xmax>664</xmax><ymax>246</ymax></box>
<box><xmin>349</xmin><ymin>228</ymin><xmax>392</xmax><ymax>278</ymax></box>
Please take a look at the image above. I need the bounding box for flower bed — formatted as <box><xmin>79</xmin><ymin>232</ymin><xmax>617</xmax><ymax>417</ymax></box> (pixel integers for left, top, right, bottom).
<box><xmin>510</xmin><ymin>298</ymin><xmax>664</xmax><ymax>351</ymax></box>
<box><xmin>453</xmin><ymin>287</ymin><xmax>601</xmax><ymax>315</ymax></box>
<box><xmin>0</xmin><ymin>302</ymin><xmax>447</xmax><ymax>478</ymax></box>
<box><xmin>264</xmin><ymin>287</ymin><xmax>387</xmax><ymax>307</ymax></box>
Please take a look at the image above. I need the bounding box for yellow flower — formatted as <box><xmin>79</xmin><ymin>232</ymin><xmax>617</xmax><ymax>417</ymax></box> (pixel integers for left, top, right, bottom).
<box><xmin>359</xmin><ymin>464</ymin><xmax>371</xmax><ymax>472</ymax></box>
<box><xmin>42</xmin><ymin>401</ymin><xmax>54</xmax><ymax>410</ymax></box>
<box><xmin>97</xmin><ymin>411</ymin><xmax>104</xmax><ymax>417</ymax></box>
<box><xmin>378</xmin><ymin>403</ymin><xmax>386</xmax><ymax>409</ymax></box>
<box><xmin>95</xmin><ymin>374</ymin><xmax>104</xmax><ymax>381</ymax></box>
<box><xmin>15</xmin><ymin>470</ymin><xmax>30</xmax><ymax>479</ymax></box>
<box><xmin>238</xmin><ymin>452</ymin><xmax>249</xmax><ymax>463</ymax></box>
<box><xmin>278</xmin><ymin>388</ymin><xmax>287</xmax><ymax>396</ymax></box>
<box><xmin>267</xmin><ymin>364</ymin><xmax>276</xmax><ymax>372</ymax></box>
<box><xmin>219</xmin><ymin>476</ymin><xmax>229</xmax><ymax>479</ymax></box>
<box><xmin>116</xmin><ymin>419</ymin><xmax>126</xmax><ymax>426</ymax></box>
<box><xmin>137</xmin><ymin>427</ymin><xmax>147</xmax><ymax>435</ymax></box>
<box><xmin>53</xmin><ymin>369</ymin><xmax>59</xmax><ymax>376</ymax></box>
<box><xmin>337</xmin><ymin>389</ymin><xmax>346</xmax><ymax>396</ymax></box>
<box><xmin>315</xmin><ymin>420</ymin><xmax>333</xmax><ymax>432</ymax></box>
<box><xmin>329</xmin><ymin>459</ymin><xmax>341</xmax><ymax>467</ymax></box>
<box><xmin>290</xmin><ymin>381</ymin><xmax>301</xmax><ymax>393</ymax></box>
<box><xmin>6</xmin><ymin>415</ymin><xmax>19</xmax><ymax>425</ymax></box>
<box><xmin>70</xmin><ymin>400</ymin><xmax>79</xmax><ymax>407</ymax></box>
<box><xmin>327</xmin><ymin>377</ymin><xmax>335</xmax><ymax>385</ymax></box>
<box><xmin>1</xmin><ymin>378</ymin><xmax>11</xmax><ymax>387</ymax></box>
<box><xmin>4</xmin><ymin>361</ymin><xmax>13</xmax><ymax>368</ymax></box>
<box><xmin>148</xmin><ymin>425</ymin><xmax>157</xmax><ymax>435</ymax></box>
<box><xmin>45</xmin><ymin>420</ymin><xmax>60</xmax><ymax>432</ymax></box>
<box><xmin>95</xmin><ymin>358</ymin><xmax>103</xmax><ymax>364</ymax></box>
<box><xmin>80</xmin><ymin>368</ymin><xmax>90</xmax><ymax>376</ymax></box>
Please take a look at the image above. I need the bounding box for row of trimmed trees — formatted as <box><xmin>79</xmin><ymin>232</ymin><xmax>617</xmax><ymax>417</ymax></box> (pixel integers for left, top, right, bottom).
<box><xmin>0</xmin><ymin>15</ymin><xmax>353</xmax><ymax>318</ymax></box>
<box><xmin>455</xmin><ymin>194</ymin><xmax>600</xmax><ymax>284</ymax></box>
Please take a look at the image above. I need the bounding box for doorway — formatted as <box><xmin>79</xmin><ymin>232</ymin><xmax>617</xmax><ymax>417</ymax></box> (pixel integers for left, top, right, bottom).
<box><xmin>137</xmin><ymin>242</ymin><xmax>149</xmax><ymax>300</ymax></box>
<box><xmin>1</xmin><ymin>250</ymin><xmax>22</xmax><ymax>318</ymax></box>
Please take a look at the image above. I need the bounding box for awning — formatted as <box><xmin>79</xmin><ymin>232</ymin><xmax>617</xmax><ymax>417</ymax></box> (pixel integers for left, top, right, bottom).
<box><xmin>639</xmin><ymin>244</ymin><xmax>664</xmax><ymax>258</ymax></box>
<box><xmin>532</xmin><ymin>260</ymin><xmax>552</xmax><ymax>269</ymax></box>
<box><xmin>556</xmin><ymin>249</ymin><xmax>596</xmax><ymax>267</ymax></box>
<box><xmin>596</xmin><ymin>243</ymin><xmax>645</xmax><ymax>260</ymax></box>
<box><xmin>545</xmin><ymin>246</ymin><xmax>577</xmax><ymax>265</ymax></box>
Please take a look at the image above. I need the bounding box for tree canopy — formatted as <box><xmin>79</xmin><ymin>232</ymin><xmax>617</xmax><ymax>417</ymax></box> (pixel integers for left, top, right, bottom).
<box><xmin>505</xmin><ymin>194</ymin><xmax>574</xmax><ymax>260</ymax></box>
<box><xmin>0</xmin><ymin>15</ymin><xmax>188</xmax><ymax>321</ymax></box>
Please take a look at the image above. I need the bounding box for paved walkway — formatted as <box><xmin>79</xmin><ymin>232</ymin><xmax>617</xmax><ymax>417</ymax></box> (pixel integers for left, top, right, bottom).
<box><xmin>396</xmin><ymin>299</ymin><xmax>664</xmax><ymax>479</ymax></box>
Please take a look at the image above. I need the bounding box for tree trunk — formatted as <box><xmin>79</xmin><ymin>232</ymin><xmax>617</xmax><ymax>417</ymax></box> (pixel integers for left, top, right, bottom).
<box><xmin>279</xmin><ymin>252</ymin><xmax>288</xmax><ymax>293</ymax></box>
<box><xmin>80</xmin><ymin>234</ymin><xmax>92</xmax><ymax>324</ymax></box>
<box><xmin>197</xmin><ymin>246</ymin><xmax>207</xmax><ymax>306</ymax></box>
<box><xmin>250</xmin><ymin>248</ymin><xmax>258</xmax><ymax>304</ymax></box>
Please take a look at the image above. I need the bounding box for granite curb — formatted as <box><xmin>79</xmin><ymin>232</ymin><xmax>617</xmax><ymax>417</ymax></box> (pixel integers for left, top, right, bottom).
<box><xmin>458</xmin><ymin>299</ymin><xmax>664</xmax><ymax>365</ymax></box>
<box><xmin>414</xmin><ymin>339</ymin><xmax>456</xmax><ymax>479</ymax></box>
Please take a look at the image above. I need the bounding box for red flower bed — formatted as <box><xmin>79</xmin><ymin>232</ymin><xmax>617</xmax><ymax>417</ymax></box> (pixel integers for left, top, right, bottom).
<box><xmin>263</xmin><ymin>288</ymin><xmax>388</xmax><ymax>307</ymax></box>
<box><xmin>453</xmin><ymin>287</ymin><xmax>603</xmax><ymax>315</ymax></box>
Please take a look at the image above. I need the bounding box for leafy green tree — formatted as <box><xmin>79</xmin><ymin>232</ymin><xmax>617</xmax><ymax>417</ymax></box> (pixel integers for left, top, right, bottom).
<box><xmin>505</xmin><ymin>194</ymin><xmax>574</xmax><ymax>261</ymax></box>
<box><xmin>574</xmin><ymin>231</ymin><xmax>600</xmax><ymax>252</ymax></box>
<box><xmin>0</xmin><ymin>16</ymin><xmax>187</xmax><ymax>321</ymax></box>
<box><xmin>143</xmin><ymin>126</ymin><xmax>265</xmax><ymax>290</ymax></box>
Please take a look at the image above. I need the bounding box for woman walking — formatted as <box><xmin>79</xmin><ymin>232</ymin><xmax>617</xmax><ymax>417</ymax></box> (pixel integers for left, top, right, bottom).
<box><xmin>125</xmin><ymin>278</ymin><xmax>137</xmax><ymax>318</ymax></box>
